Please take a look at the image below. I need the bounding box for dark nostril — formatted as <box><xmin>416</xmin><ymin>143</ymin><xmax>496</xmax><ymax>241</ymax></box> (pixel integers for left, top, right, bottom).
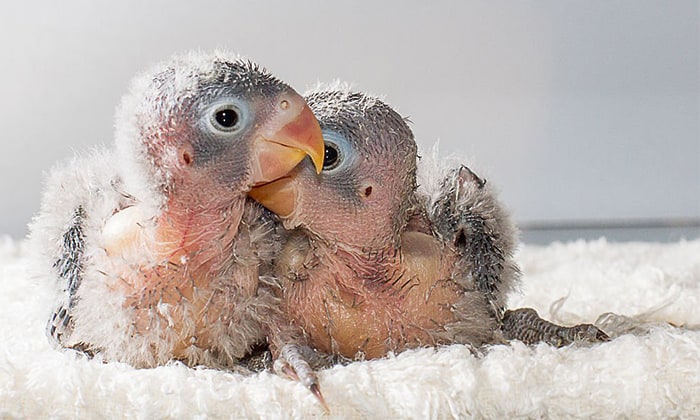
<box><xmin>182</xmin><ymin>151</ymin><xmax>193</xmax><ymax>166</ymax></box>
<box><xmin>363</xmin><ymin>186</ymin><xmax>373</xmax><ymax>197</ymax></box>
<box><xmin>455</xmin><ymin>230</ymin><xmax>467</xmax><ymax>248</ymax></box>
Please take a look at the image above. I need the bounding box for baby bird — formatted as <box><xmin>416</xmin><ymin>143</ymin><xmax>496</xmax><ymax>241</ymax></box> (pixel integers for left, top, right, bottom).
<box><xmin>29</xmin><ymin>52</ymin><xmax>326</xmax><ymax>389</ymax></box>
<box><xmin>250</xmin><ymin>87</ymin><xmax>607</xmax><ymax>360</ymax></box>
<box><xmin>249</xmin><ymin>88</ymin><xmax>498</xmax><ymax>359</ymax></box>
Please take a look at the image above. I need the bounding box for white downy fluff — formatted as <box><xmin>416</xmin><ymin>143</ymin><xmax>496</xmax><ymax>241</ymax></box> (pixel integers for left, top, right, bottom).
<box><xmin>3</xmin><ymin>235</ymin><xmax>698</xmax><ymax>418</ymax></box>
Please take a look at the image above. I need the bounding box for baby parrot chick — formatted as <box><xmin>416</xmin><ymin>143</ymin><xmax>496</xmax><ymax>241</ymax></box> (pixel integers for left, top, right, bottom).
<box><xmin>250</xmin><ymin>88</ymin><xmax>499</xmax><ymax>359</ymax></box>
<box><xmin>29</xmin><ymin>52</ymin><xmax>327</xmax><ymax>394</ymax></box>
<box><xmin>250</xmin><ymin>87</ymin><xmax>608</xmax><ymax>360</ymax></box>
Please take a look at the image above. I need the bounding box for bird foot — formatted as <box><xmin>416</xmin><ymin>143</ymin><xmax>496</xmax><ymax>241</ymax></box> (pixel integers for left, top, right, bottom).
<box><xmin>274</xmin><ymin>344</ymin><xmax>329</xmax><ymax>412</ymax></box>
<box><xmin>502</xmin><ymin>307</ymin><xmax>609</xmax><ymax>347</ymax></box>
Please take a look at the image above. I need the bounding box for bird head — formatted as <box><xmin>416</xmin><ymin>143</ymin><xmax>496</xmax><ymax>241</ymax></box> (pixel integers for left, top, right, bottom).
<box><xmin>249</xmin><ymin>87</ymin><xmax>418</xmax><ymax>250</ymax></box>
<box><xmin>115</xmin><ymin>52</ymin><xmax>324</xmax><ymax>212</ymax></box>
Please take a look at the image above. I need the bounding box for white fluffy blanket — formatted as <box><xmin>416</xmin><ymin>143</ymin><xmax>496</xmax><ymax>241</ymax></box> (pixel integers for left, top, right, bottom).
<box><xmin>1</xmin><ymin>236</ymin><xmax>699</xmax><ymax>418</ymax></box>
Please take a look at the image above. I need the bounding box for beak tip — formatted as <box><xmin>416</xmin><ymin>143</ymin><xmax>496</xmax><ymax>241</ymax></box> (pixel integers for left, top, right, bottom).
<box><xmin>312</xmin><ymin>152</ymin><xmax>324</xmax><ymax>174</ymax></box>
<box><xmin>306</xmin><ymin>109</ymin><xmax>325</xmax><ymax>175</ymax></box>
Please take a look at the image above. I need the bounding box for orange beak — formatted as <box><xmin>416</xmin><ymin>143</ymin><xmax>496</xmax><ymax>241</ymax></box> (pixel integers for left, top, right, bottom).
<box><xmin>248</xmin><ymin>175</ymin><xmax>299</xmax><ymax>218</ymax></box>
<box><xmin>249</xmin><ymin>91</ymin><xmax>324</xmax><ymax>186</ymax></box>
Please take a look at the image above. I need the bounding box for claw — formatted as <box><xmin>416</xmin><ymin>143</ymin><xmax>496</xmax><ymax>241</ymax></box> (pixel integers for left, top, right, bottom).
<box><xmin>274</xmin><ymin>357</ymin><xmax>300</xmax><ymax>381</ymax></box>
<box><xmin>309</xmin><ymin>383</ymin><xmax>329</xmax><ymax>413</ymax></box>
<box><xmin>275</xmin><ymin>344</ymin><xmax>328</xmax><ymax>411</ymax></box>
<box><xmin>573</xmin><ymin>323</ymin><xmax>610</xmax><ymax>342</ymax></box>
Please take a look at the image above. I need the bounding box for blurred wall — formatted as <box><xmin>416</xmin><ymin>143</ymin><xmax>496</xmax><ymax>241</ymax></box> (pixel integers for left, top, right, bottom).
<box><xmin>1</xmin><ymin>0</ymin><xmax>698</xmax><ymax>239</ymax></box>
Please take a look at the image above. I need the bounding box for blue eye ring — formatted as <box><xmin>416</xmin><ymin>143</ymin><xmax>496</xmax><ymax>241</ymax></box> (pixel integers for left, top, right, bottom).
<box><xmin>320</xmin><ymin>130</ymin><xmax>352</xmax><ymax>173</ymax></box>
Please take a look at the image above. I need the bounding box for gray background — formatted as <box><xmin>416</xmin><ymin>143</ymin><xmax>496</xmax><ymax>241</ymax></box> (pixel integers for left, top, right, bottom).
<box><xmin>1</xmin><ymin>1</ymin><xmax>698</xmax><ymax>243</ymax></box>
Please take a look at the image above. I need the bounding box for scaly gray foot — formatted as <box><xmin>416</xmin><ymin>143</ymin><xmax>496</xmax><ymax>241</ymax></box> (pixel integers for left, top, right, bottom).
<box><xmin>502</xmin><ymin>307</ymin><xmax>609</xmax><ymax>347</ymax></box>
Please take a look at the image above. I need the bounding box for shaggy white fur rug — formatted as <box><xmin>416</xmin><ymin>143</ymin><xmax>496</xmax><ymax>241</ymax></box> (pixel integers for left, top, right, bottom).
<box><xmin>1</xmin><ymin>235</ymin><xmax>698</xmax><ymax>418</ymax></box>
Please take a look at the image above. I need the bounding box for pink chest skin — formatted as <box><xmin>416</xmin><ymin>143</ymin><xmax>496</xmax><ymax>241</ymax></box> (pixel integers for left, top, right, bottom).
<box><xmin>281</xmin><ymin>231</ymin><xmax>463</xmax><ymax>359</ymax></box>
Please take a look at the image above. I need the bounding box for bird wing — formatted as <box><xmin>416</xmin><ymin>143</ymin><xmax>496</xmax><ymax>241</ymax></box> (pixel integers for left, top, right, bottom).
<box><xmin>416</xmin><ymin>148</ymin><xmax>520</xmax><ymax>320</ymax></box>
<box><xmin>30</xmin><ymin>149</ymin><xmax>129</xmax><ymax>351</ymax></box>
<box><xmin>46</xmin><ymin>205</ymin><xmax>86</xmax><ymax>346</ymax></box>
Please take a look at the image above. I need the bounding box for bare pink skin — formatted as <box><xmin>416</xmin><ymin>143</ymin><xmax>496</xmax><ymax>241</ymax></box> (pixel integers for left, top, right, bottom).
<box><xmin>278</xmin><ymin>228</ymin><xmax>475</xmax><ymax>359</ymax></box>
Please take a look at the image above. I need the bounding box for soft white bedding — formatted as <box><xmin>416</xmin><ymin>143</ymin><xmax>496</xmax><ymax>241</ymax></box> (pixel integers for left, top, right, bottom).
<box><xmin>1</xmin><ymin>236</ymin><xmax>698</xmax><ymax>418</ymax></box>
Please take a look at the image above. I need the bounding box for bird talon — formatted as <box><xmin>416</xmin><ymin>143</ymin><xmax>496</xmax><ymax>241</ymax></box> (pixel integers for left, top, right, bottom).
<box><xmin>274</xmin><ymin>344</ymin><xmax>328</xmax><ymax>410</ymax></box>
<box><xmin>273</xmin><ymin>358</ymin><xmax>300</xmax><ymax>382</ymax></box>
<box><xmin>572</xmin><ymin>324</ymin><xmax>610</xmax><ymax>342</ymax></box>
<box><xmin>309</xmin><ymin>383</ymin><xmax>329</xmax><ymax>413</ymax></box>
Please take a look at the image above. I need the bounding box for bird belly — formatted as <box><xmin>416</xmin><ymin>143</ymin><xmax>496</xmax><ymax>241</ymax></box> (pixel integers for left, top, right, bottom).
<box><xmin>284</xmin><ymin>234</ymin><xmax>463</xmax><ymax>360</ymax></box>
<box><xmin>286</xmin><ymin>274</ymin><xmax>410</xmax><ymax>359</ymax></box>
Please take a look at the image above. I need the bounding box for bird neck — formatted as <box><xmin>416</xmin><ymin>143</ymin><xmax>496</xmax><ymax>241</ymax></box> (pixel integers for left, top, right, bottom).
<box><xmin>313</xmin><ymin>233</ymin><xmax>404</xmax><ymax>281</ymax></box>
<box><xmin>154</xmin><ymin>194</ymin><xmax>246</xmax><ymax>266</ymax></box>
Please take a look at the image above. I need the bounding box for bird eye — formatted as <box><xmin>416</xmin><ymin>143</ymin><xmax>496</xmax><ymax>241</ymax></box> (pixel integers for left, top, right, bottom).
<box><xmin>323</xmin><ymin>142</ymin><xmax>341</xmax><ymax>171</ymax></box>
<box><xmin>209</xmin><ymin>105</ymin><xmax>241</xmax><ymax>132</ymax></box>
<box><xmin>216</xmin><ymin>109</ymin><xmax>238</xmax><ymax>127</ymax></box>
<box><xmin>319</xmin><ymin>130</ymin><xmax>351</xmax><ymax>173</ymax></box>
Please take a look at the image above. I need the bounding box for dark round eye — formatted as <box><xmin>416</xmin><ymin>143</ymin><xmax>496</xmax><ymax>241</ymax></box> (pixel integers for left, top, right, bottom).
<box><xmin>215</xmin><ymin>109</ymin><xmax>238</xmax><ymax>128</ymax></box>
<box><xmin>323</xmin><ymin>143</ymin><xmax>340</xmax><ymax>170</ymax></box>
<box><xmin>210</xmin><ymin>105</ymin><xmax>241</xmax><ymax>132</ymax></box>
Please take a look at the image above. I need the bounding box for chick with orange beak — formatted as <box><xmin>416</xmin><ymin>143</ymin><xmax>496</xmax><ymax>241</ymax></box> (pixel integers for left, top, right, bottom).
<box><xmin>250</xmin><ymin>88</ymin><xmax>497</xmax><ymax>359</ymax></box>
<box><xmin>250</xmin><ymin>87</ymin><xmax>608</xmax><ymax>361</ymax></box>
<box><xmin>29</xmin><ymin>52</ymin><xmax>326</xmax><ymax>396</ymax></box>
